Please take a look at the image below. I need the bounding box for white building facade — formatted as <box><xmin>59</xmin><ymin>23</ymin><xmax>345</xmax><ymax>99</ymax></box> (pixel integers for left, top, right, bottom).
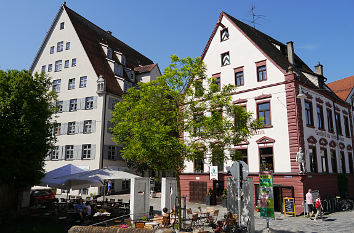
<box><xmin>180</xmin><ymin>12</ymin><xmax>354</xmax><ymax>214</ymax></box>
<box><xmin>30</xmin><ymin>4</ymin><xmax>160</xmax><ymax>194</ymax></box>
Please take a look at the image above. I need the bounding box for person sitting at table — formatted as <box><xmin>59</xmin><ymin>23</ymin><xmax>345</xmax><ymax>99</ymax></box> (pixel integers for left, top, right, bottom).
<box><xmin>84</xmin><ymin>201</ymin><xmax>92</xmax><ymax>217</ymax></box>
<box><xmin>75</xmin><ymin>199</ymin><xmax>86</xmax><ymax>220</ymax></box>
<box><xmin>214</xmin><ymin>212</ymin><xmax>233</xmax><ymax>233</ymax></box>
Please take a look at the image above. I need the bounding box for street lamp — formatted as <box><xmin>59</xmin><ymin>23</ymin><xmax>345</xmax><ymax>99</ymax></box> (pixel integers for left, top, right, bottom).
<box><xmin>296</xmin><ymin>88</ymin><xmax>306</xmax><ymax>99</ymax></box>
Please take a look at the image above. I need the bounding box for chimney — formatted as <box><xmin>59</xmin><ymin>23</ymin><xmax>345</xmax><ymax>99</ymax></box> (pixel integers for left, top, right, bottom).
<box><xmin>287</xmin><ymin>41</ymin><xmax>294</xmax><ymax>65</ymax></box>
<box><xmin>315</xmin><ymin>62</ymin><xmax>323</xmax><ymax>76</ymax></box>
<box><xmin>106</xmin><ymin>31</ymin><xmax>112</xmax><ymax>35</ymax></box>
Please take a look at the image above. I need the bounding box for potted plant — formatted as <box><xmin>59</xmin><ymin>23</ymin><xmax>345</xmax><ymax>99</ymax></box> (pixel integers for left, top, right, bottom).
<box><xmin>206</xmin><ymin>188</ymin><xmax>213</xmax><ymax>205</ymax></box>
<box><xmin>221</xmin><ymin>189</ymin><xmax>227</xmax><ymax>207</ymax></box>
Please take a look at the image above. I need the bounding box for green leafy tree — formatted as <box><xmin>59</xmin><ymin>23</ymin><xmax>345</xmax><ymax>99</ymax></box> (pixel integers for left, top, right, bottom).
<box><xmin>111</xmin><ymin>55</ymin><xmax>262</xmax><ymax>228</ymax></box>
<box><xmin>0</xmin><ymin>70</ymin><xmax>56</xmax><ymax>190</ymax></box>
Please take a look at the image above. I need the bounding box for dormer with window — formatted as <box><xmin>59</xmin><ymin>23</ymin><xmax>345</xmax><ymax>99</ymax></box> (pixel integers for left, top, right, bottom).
<box><xmin>97</xmin><ymin>75</ymin><xmax>106</xmax><ymax>94</ymax></box>
<box><xmin>114</xmin><ymin>63</ymin><xmax>123</xmax><ymax>77</ymax></box>
<box><xmin>107</xmin><ymin>47</ymin><xmax>113</xmax><ymax>59</ymax></box>
<box><xmin>220</xmin><ymin>28</ymin><xmax>229</xmax><ymax>41</ymax></box>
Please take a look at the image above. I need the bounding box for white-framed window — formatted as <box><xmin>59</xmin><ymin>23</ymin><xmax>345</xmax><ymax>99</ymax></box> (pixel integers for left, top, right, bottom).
<box><xmin>68</xmin><ymin>78</ymin><xmax>75</xmax><ymax>90</ymax></box>
<box><xmin>69</xmin><ymin>99</ymin><xmax>77</xmax><ymax>112</ymax></box>
<box><xmin>53</xmin><ymin>79</ymin><xmax>61</xmax><ymax>92</ymax></box>
<box><xmin>83</xmin><ymin>120</ymin><xmax>92</xmax><ymax>134</ymax></box>
<box><xmin>65</xmin><ymin>145</ymin><xmax>74</xmax><ymax>159</ymax></box>
<box><xmin>41</xmin><ymin>65</ymin><xmax>46</xmax><ymax>72</ymax></box>
<box><xmin>64</xmin><ymin>60</ymin><xmax>69</xmax><ymax>68</ymax></box>
<box><xmin>85</xmin><ymin>97</ymin><xmax>94</xmax><ymax>110</ymax></box>
<box><xmin>68</xmin><ymin>122</ymin><xmax>76</xmax><ymax>135</ymax></box>
<box><xmin>72</xmin><ymin>58</ymin><xmax>77</xmax><ymax>67</ymax></box>
<box><xmin>108</xmin><ymin>146</ymin><xmax>116</xmax><ymax>160</ymax></box>
<box><xmin>56</xmin><ymin>101</ymin><xmax>63</xmax><ymax>112</ymax></box>
<box><xmin>52</xmin><ymin>123</ymin><xmax>61</xmax><ymax>136</ymax></box>
<box><xmin>48</xmin><ymin>64</ymin><xmax>53</xmax><ymax>72</ymax></box>
<box><xmin>82</xmin><ymin>144</ymin><xmax>91</xmax><ymax>159</ymax></box>
<box><xmin>51</xmin><ymin>146</ymin><xmax>59</xmax><ymax>160</ymax></box>
<box><xmin>66</xmin><ymin>42</ymin><xmax>70</xmax><ymax>50</ymax></box>
<box><xmin>60</xmin><ymin>22</ymin><xmax>65</xmax><ymax>30</ymax></box>
<box><xmin>50</xmin><ymin>46</ymin><xmax>55</xmax><ymax>54</ymax></box>
<box><xmin>55</xmin><ymin>60</ymin><xmax>62</xmax><ymax>72</ymax></box>
<box><xmin>57</xmin><ymin>41</ymin><xmax>64</xmax><ymax>52</ymax></box>
<box><xmin>80</xmin><ymin>76</ymin><xmax>87</xmax><ymax>88</ymax></box>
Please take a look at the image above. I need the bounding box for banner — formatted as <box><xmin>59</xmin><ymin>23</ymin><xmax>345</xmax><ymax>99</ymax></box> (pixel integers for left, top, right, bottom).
<box><xmin>210</xmin><ymin>166</ymin><xmax>218</xmax><ymax>180</ymax></box>
<box><xmin>258</xmin><ymin>172</ymin><xmax>274</xmax><ymax>219</ymax></box>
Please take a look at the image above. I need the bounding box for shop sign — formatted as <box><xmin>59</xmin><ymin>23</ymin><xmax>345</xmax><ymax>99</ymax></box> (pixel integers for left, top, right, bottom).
<box><xmin>209</xmin><ymin>166</ymin><xmax>218</xmax><ymax>180</ymax></box>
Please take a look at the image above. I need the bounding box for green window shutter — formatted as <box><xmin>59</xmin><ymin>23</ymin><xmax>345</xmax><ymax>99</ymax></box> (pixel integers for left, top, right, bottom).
<box><xmin>63</xmin><ymin>100</ymin><xmax>70</xmax><ymax>112</ymax></box>
<box><xmin>92</xmin><ymin>120</ymin><xmax>96</xmax><ymax>133</ymax></box>
<box><xmin>74</xmin><ymin>122</ymin><xmax>79</xmax><ymax>134</ymax></box>
<box><xmin>61</xmin><ymin>123</ymin><xmax>68</xmax><ymax>135</ymax></box>
<box><xmin>58</xmin><ymin>146</ymin><xmax>64</xmax><ymax>160</ymax></box>
<box><xmin>81</xmin><ymin>98</ymin><xmax>86</xmax><ymax>110</ymax></box>
<box><xmin>78</xmin><ymin>121</ymin><xmax>84</xmax><ymax>133</ymax></box>
<box><xmin>93</xmin><ymin>96</ymin><xmax>98</xmax><ymax>109</ymax></box>
<box><xmin>74</xmin><ymin>145</ymin><xmax>81</xmax><ymax>160</ymax></box>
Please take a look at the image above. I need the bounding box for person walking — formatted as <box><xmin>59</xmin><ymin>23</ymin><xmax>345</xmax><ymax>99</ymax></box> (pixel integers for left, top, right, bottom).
<box><xmin>306</xmin><ymin>189</ymin><xmax>314</xmax><ymax>218</ymax></box>
<box><xmin>314</xmin><ymin>194</ymin><xmax>323</xmax><ymax>221</ymax></box>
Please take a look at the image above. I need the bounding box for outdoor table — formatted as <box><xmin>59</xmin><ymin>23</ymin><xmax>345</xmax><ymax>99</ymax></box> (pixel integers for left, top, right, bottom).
<box><xmin>144</xmin><ymin>222</ymin><xmax>160</xmax><ymax>229</ymax></box>
<box><xmin>93</xmin><ymin>211</ymin><xmax>111</xmax><ymax>217</ymax></box>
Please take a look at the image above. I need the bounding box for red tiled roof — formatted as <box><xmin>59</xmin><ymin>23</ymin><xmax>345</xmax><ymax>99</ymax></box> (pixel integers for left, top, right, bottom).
<box><xmin>327</xmin><ymin>75</ymin><xmax>354</xmax><ymax>101</ymax></box>
<box><xmin>64</xmin><ymin>5</ymin><xmax>154</xmax><ymax>96</ymax></box>
<box><xmin>134</xmin><ymin>64</ymin><xmax>157</xmax><ymax>74</ymax></box>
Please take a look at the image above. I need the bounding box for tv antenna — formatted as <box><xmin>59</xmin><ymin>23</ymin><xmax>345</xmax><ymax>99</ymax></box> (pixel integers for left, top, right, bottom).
<box><xmin>248</xmin><ymin>4</ymin><xmax>266</xmax><ymax>28</ymax></box>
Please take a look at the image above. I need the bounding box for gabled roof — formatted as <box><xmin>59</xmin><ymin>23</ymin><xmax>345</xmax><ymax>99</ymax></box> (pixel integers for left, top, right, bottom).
<box><xmin>63</xmin><ymin>5</ymin><xmax>154</xmax><ymax>96</ymax></box>
<box><xmin>201</xmin><ymin>12</ymin><xmax>314</xmax><ymax>75</ymax></box>
<box><xmin>327</xmin><ymin>75</ymin><xmax>354</xmax><ymax>101</ymax></box>
<box><xmin>134</xmin><ymin>64</ymin><xmax>157</xmax><ymax>74</ymax></box>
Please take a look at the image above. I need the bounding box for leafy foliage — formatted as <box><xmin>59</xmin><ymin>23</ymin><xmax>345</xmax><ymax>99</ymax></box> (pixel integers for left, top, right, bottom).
<box><xmin>0</xmin><ymin>70</ymin><xmax>56</xmax><ymax>189</ymax></box>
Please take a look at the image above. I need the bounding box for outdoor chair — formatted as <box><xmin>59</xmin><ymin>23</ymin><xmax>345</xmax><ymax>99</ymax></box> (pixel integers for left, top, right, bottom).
<box><xmin>186</xmin><ymin>208</ymin><xmax>193</xmax><ymax>220</ymax></box>
<box><xmin>162</xmin><ymin>215</ymin><xmax>170</xmax><ymax>227</ymax></box>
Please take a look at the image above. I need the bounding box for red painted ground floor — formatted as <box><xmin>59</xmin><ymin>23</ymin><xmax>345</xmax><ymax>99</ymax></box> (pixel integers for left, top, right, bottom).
<box><xmin>180</xmin><ymin>173</ymin><xmax>354</xmax><ymax>214</ymax></box>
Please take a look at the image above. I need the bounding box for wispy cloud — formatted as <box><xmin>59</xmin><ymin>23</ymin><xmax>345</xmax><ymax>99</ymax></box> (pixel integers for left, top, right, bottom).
<box><xmin>298</xmin><ymin>44</ymin><xmax>318</xmax><ymax>51</ymax></box>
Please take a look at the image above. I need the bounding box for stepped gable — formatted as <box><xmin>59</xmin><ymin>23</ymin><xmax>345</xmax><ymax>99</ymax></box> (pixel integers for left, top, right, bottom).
<box><xmin>64</xmin><ymin>5</ymin><xmax>154</xmax><ymax>96</ymax></box>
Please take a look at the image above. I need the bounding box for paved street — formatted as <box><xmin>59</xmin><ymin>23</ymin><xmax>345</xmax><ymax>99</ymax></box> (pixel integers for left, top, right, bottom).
<box><xmin>89</xmin><ymin>193</ymin><xmax>354</xmax><ymax>233</ymax></box>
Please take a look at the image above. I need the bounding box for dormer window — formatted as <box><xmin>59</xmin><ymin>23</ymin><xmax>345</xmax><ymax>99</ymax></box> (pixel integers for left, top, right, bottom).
<box><xmin>60</xmin><ymin>22</ymin><xmax>64</xmax><ymax>30</ymax></box>
<box><xmin>221</xmin><ymin>52</ymin><xmax>230</xmax><ymax>66</ymax></box>
<box><xmin>114</xmin><ymin>63</ymin><xmax>122</xmax><ymax>76</ymax></box>
<box><xmin>107</xmin><ymin>48</ymin><xmax>113</xmax><ymax>59</ymax></box>
<box><xmin>121</xmin><ymin>56</ymin><xmax>126</xmax><ymax>66</ymax></box>
<box><xmin>220</xmin><ymin>28</ymin><xmax>229</xmax><ymax>41</ymax></box>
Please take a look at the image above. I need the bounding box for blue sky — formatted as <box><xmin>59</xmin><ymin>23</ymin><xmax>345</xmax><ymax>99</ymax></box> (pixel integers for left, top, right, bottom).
<box><xmin>0</xmin><ymin>0</ymin><xmax>353</xmax><ymax>83</ymax></box>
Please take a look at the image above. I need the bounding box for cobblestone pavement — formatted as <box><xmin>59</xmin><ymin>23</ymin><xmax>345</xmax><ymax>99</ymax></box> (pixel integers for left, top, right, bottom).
<box><xmin>69</xmin><ymin>193</ymin><xmax>354</xmax><ymax>233</ymax></box>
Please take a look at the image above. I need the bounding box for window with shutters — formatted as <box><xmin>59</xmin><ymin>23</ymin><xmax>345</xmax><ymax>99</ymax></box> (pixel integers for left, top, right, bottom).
<box><xmin>257</xmin><ymin>65</ymin><xmax>267</xmax><ymax>81</ymax></box>
<box><xmin>83</xmin><ymin>120</ymin><xmax>92</xmax><ymax>134</ymax></box>
<box><xmin>56</xmin><ymin>101</ymin><xmax>63</xmax><ymax>112</ymax></box>
<box><xmin>41</xmin><ymin>65</ymin><xmax>46</xmax><ymax>72</ymax></box>
<box><xmin>65</xmin><ymin>145</ymin><xmax>74</xmax><ymax>159</ymax></box>
<box><xmin>53</xmin><ymin>123</ymin><xmax>61</xmax><ymax>136</ymax></box>
<box><xmin>48</xmin><ymin>64</ymin><xmax>53</xmax><ymax>72</ymax></box>
<box><xmin>80</xmin><ymin>76</ymin><xmax>87</xmax><ymax>88</ymax></box>
<box><xmin>53</xmin><ymin>79</ymin><xmax>61</xmax><ymax>92</ymax></box>
<box><xmin>85</xmin><ymin>97</ymin><xmax>94</xmax><ymax>110</ymax></box>
<box><xmin>51</xmin><ymin>146</ymin><xmax>59</xmax><ymax>160</ymax></box>
<box><xmin>68</xmin><ymin>122</ymin><xmax>75</xmax><ymax>135</ymax></box>
<box><xmin>221</xmin><ymin>52</ymin><xmax>230</xmax><ymax>66</ymax></box>
<box><xmin>68</xmin><ymin>78</ymin><xmax>75</xmax><ymax>90</ymax></box>
<box><xmin>64</xmin><ymin>60</ymin><xmax>69</xmax><ymax>68</ymax></box>
<box><xmin>72</xmin><ymin>58</ymin><xmax>77</xmax><ymax>67</ymax></box>
<box><xmin>66</xmin><ymin>42</ymin><xmax>70</xmax><ymax>50</ymax></box>
<box><xmin>55</xmin><ymin>60</ymin><xmax>62</xmax><ymax>72</ymax></box>
<box><xmin>108</xmin><ymin>146</ymin><xmax>116</xmax><ymax>160</ymax></box>
<box><xmin>69</xmin><ymin>99</ymin><xmax>77</xmax><ymax>112</ymax></box>
<box><xmin>60</xmin><ymin>22</ymin><xmax>64</xmax><ymax>30</ymax></box>
<box><xmin>82</xmin><ymin>144</ymin><xmax>91</xmax><ymax>159</ymax></box>
<box><xmin>50</xmin><ymin>46</ymin><xmax>54</xmax><ymax>54</ymax></box>
<box><xmin>57</xmin><ymin>41</ymin><xmax>64</xmax><ymax>52</ymax></box>
<box><xmin>220</xmin><ymin>28</ymin><xmax>229</xmax><ymax>41</ymax></box>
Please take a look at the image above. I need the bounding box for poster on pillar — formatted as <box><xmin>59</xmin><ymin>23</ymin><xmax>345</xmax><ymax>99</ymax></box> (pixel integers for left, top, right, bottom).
<box><xmin>258</xmin><ymin>172</ymin><xmax>275</xmax><ymax>219</ymax></box>
<box><xmin>210</xmin><ymin>166</ymin><xmax>218</xmax><ymax>180</ymax></box>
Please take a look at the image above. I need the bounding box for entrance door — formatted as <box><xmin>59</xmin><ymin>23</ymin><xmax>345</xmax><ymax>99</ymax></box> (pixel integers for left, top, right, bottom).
<box><xmin>189</xmin><ymin>181</ymin><xmax>207</xmax><ymax>203</ymax></box>
<box><xmin>273</xmin><ymin>186</ymin><xmax>282</xmax><ymax>212</ymax></box>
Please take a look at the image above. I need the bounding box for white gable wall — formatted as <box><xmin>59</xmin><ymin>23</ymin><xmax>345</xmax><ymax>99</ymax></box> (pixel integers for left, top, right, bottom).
<box><xmin>184</xmin><ymin>16</ymin><xmax>291</xmax><ymax>174</ymax></box>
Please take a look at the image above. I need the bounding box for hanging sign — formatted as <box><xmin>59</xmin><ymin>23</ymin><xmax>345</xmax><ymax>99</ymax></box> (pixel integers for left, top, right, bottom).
<box><xmin>259</xmin><ymin>171</ymin><xmax>275</xmax><ymax>219</ymax></box>
<box><xmin>210</xmin><ymin>166</ymin><xmax>218</xmax><ymax>180</ymax></box>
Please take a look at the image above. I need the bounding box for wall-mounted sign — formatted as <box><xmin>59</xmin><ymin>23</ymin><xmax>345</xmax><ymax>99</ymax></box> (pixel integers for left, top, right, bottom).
<box><xmin>210</xmin><ymin>166</ymin><xmax>218</xmax><ymax>180</ymax></box>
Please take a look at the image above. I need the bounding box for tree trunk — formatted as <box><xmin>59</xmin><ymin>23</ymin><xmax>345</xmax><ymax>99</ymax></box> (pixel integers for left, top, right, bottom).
<box><xmin>176</xmin><ymin>171</ymin><xmax>182</xmax><ymax>230</ymax></box>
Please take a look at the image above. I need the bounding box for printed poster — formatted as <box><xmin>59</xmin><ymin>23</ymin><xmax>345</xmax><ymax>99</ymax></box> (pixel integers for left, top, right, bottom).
<box><xmin>259</xmin><ymin>172</ymin><xmax>275</xmax><ymax>219</ymax></box>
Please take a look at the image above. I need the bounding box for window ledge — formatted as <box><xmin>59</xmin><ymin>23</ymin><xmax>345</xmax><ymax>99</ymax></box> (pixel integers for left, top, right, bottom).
<box><xmin>262</xmin><ymin>125</ymin><xmax>273</xmax><ymax>129</ymax></box>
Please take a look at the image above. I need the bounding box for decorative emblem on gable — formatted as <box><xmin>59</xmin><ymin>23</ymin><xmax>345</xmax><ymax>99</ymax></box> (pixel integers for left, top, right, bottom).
<box><xmin>339</xmin><ymin>143</ymin><xmax>345</xmax><ymax>150</ymax></box>
<box><xmin>236</xmin><ymin>139</ymin><xmax>249</xmax><ymax>146</ymax></box>
<box><xmin>347</xmin><ymin>145</ymin><xmax>352</xmax><ymax>151</ymax></box>
<box><xmin>329</xmin><ymin>140</ymin><xmax>337</xmax><ymax>148</ymax></box>
<box><xmin>256</xmin><ymin>136</ymin><xmax>275</xmax><ymax>144</ymax></box>
<box><xmin>307</xmin><ymin>136</ymin><xmax>317</xmax><ymax>144</ymax></box>
<box><xmin>319</xmin><ymin>138</ymin><xmax>328</xmax><ymax>146</ymax></box>
<box><xmin>326</xmin><ymin>102</ymin><xmax>332</xmax><ymax>108</ymax></box>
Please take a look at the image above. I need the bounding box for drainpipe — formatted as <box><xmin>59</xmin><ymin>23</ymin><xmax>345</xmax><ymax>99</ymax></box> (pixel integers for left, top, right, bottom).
<box><xmin>100</xmin><ymin>93</ymin><xmax>107</xmax><ymax>169</ymax></box>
